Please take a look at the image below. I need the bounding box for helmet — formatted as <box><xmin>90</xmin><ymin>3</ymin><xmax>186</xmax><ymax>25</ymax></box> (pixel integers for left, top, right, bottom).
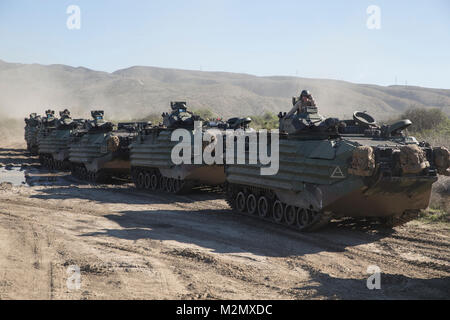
<box><xmin>300</xmin><ymin>90</ymin><xmax>310</xmax><ymax>97</ymax></box>
<box><xmin>91</xmin><ymin>110</ymin><xmax>104</xmax><ymax>120</ymax></box>
<box><xmin>59</xmin><ymin>109</ymin><xmax>71</xmax><ymax>117</ymax></box>
<box><xmin>170</xmin><ymin>101</ymin><xmax>187</xmax><ymax>111</ymax></box>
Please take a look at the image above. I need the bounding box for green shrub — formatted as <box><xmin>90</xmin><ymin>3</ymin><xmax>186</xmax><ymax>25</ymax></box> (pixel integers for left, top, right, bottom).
<box><xmin>401</xmin><ymin>108</ymin><xmax>447</xmax><ymax>132</ymax></box>
<box><xmin>418</xmin><ymin>208</ymin><xmax>450</xmax><ymax>224</ymax></box>
<box><xmin>249</xmin><ymin>111</ymin><xmax>279</xmax><ymax>130</ymax></box>
<box><xmin>191</xmin><ymin>109</ymin><xmax>218</xmax><ymax>121</ymax></box>
<box><xmin>394</xmin><ymin>107</ymin><xmax>450</xmax><ymax>148</ymax></box>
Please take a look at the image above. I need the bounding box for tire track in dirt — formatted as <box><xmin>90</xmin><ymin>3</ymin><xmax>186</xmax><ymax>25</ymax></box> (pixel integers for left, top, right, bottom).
<box><xmin>5</xmin><ymin>186</ymin><xmax>449</xmax><ymax>280</ymax></box>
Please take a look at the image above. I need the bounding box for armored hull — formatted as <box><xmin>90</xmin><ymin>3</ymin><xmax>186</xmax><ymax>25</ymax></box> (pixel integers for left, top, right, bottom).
<box><xmin>24</xmin><ymin>113</ymin><xmax>42</xmax><ymax>155</ymax></box>
<box><xmin>36</xmin><ymin>110</ymin><xmax>58</xmax><ymax>154</ymax></box>
<box><xmin>131</xmin><ymin>128</ymin><xmax>225</xmax><ymax>194</ymax></box>
<box><xmin>38</xmin><ymin>110</ymin><xmax>85</xmax><ymax>170</ymax></box>
<box><xmin>69</xmin><ymin>130</ymin><xmax>135</xmax><ymax>182</ymax></box>
<box><xmin>38</xmin><ymin>127</ymin><xmax>87</xmax><ymax>170</ymax></box>
<box><xmin>39</xmin><ymin>129</ymin><xmax>72</xmax><ymax>168</ymax></box>
<box><xmin>129</xmin><ymin>101</ymin><xmax>248</xmax><ymax>194</ymax></box>
<box><xmin>225</xmin><ymin>111</ymin><xmax>448</xmax><ymax>231</ymax></box>
<box><xmin>37</xmin><ymin>127</ymin><xmax>57</xmax><ymax>152</ymax></box>
<box><xmin>25</xmin><ymin>126</ymin><xmax>39</xmax><ymax>154</ymax></box>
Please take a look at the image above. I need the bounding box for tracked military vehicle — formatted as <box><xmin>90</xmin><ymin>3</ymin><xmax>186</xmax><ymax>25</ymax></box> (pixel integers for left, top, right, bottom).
<box><xmin>36</xmin><ymin>110</ymin><xmax>58</xmax><ymax>152</ymax></box>
<box><xmin>69</xmin><ymin>111</ymin><xmax>148</xmax><ymax>182</ymax></box>
<box><xmin>130</xmin><ymin>101</ymin><xmax>253</xmax><ymax>194</ymax></box>
<box><xmin>38</xmin><ymin>109</ymin><xmax>86</xmax><ymax>170</ymax></box>
<box><xmin>225</xmin><ymin>104</ymin><xmax>450</xmax><ymax>231</ymax></box>
<box><xmin>24</xmin><ymin>113</ymin><xmax>42</xmax><ymax>155</ymax></box>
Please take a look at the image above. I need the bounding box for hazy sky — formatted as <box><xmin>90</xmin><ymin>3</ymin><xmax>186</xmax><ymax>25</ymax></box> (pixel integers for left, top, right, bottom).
<box><xmin>0</xmin><ymin>0</ymin><xmax>449</xmax><ymax>88</ymax></box>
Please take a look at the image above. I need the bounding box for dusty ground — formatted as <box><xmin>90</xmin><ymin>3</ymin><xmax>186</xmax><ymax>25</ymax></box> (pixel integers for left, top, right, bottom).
<box><xmin>0</xmin><ymin>144</ymin><xmax>449</xmax><ymax>300</ymax></box>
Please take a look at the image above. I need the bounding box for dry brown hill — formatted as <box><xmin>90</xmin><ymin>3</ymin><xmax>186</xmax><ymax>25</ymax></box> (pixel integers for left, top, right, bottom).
<box><xmin>1</xmin><ymin>59</ymin><xmax>449</xmax><ymax>121</ymax></box>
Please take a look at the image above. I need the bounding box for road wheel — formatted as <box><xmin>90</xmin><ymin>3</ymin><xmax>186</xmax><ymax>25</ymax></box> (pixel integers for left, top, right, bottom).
<box><xmin>150</xmin><ymin>173</ymin><xmax>159</xmax><ymax>190</ymax></box>
<box><xmin>257</xmin><ymin>196</ymin><xmax>270</xmax><ymax>218</ymax></box>
<box><xmin>144</xmin><ymin>172</ymin><xmax>151</xmax><ymax>189</ymax></box>
<box><xmin>166</xmin><ymin>178</ymin><xmax>174</xmax><ymax>193</ymax></box>
<box><xmin>137</xmin><ymin>171</ymin><xmax>145</xmax><ymax>189</ymax></box>
<box><xmin>284</xmin><ymin>205</ymin><xmax>297</xmax><ymax>226</ymax></box>
<box><xmin>246</xmin><ymin>194</ymin><xmax>257</xmax><ymax>215</ymax></box>
<box><xmin>235</xmin><ymin>192</ymin><xmax>247</xmax><ymax>213</ymax></box>
<box><xmin>297</xmin><ymin>208</ymin><xmax>312</xmax><ymax>229</ymax></box>
<box><xmin>272</xmin><ymin>200</ymin><xmax>284</xmax><ymax>223</ymax></box>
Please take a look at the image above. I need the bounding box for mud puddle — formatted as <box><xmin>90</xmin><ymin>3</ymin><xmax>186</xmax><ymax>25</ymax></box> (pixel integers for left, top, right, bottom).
<box><xmin>0</xmin><ymin>165</ymin><xmax>74</xmax><ymax>187</ymax></box>
<box><xmin>0</xmin><ymin>166</ymin><xmax>27</xmax><ymax>186</ymax></box>
<box><xmin>24</xmin><ymin>167</ymin><xmax>72</xmax><ymax>186</ymax></box>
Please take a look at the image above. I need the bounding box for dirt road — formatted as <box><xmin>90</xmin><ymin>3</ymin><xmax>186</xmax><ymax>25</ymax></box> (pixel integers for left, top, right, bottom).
<box><xmin>0</xmin><ymin>145</ymin><xmax>449</xmax><ymax>299</ymax></box>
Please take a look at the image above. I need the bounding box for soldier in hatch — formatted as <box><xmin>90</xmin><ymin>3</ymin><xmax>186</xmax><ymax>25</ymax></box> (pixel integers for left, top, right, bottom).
<box><xmin>286</xmin><ymin>90</ymin><xmax>316</xmax><ymax>117</ymax></box>
<box><xmin>163</xmin><ymin>101</ymin><xmax>199</xmax><ymax>128</ymax></box>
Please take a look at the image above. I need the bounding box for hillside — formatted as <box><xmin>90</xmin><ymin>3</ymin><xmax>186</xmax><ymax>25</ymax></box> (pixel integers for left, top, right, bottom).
<box><xmin>0</xmin><ymin>59</ymin><xmax>449</xmax><ymax>121</ymax></box>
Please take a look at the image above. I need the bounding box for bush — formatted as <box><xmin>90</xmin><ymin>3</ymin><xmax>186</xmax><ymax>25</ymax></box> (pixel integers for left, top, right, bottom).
<box><xmin>400</xmin><ymin>108</ymin><xmax>447</xmax><ymax>132</ymax></box>
<box><xmin>249</xmin><ymin>111</ymin><xmax>279</xmax><ymax>130</ymax></box>
<box><xmin>191</xmin><ymin>108</ymin><xmax>218</xmax><ymax>121</ymax></box>
<box><xmin>394</xmin><ymin>107</ymin><xmax>449</xmax><ymax>148</ymax></box>
<box><xmin>418</xmin><ymin>208</ymin><xmax>450</xmax><ymax>224</ymax></box>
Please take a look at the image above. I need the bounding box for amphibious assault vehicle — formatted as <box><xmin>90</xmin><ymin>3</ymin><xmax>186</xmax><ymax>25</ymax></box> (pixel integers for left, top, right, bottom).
<box><xmin>69</xmin><ymin>110</ymin><xmax>148</xmax><ymax>182</ymax></box>
<box><xmin>38</xmin><ymin>109</ymin><xmax>86</xmax><ymax>170</ymax></box>
<box><xmin>24</xmin><ymin>113</ymin><xmax>42</xmax><ymax>155</ymax></box>
<box><xmin>225</xmin><ymin>105</ymin><xmax>450</xmax><ymax>231</ymax></box>
<box><xmin>130</xmin><ymin>101</ymin><xmax>253</xmax><ymax>194</ymax></box>
<box><xmin>35</xmin><ymin>110</ymin><xmax>58</xmax><ymax>150</ymax></box>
